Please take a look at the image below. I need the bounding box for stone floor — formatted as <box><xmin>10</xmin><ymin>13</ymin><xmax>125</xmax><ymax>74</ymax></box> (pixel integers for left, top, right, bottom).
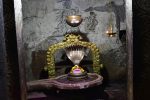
<box><xmin>28</xmin><ymin>83</ymin><xmax>126</xmax><ymax>100</ymax></box>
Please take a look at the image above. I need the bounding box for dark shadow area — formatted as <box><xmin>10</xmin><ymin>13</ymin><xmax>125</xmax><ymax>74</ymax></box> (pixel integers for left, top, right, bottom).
<box><xmin>28</xmin><ymin>85</ymin><xmax>109</xmax><ymax>100</ymax></box>
<box><xmin>133</xmin><ymin>0</ymin><xmax>150</xmax><ymax>99</ymax></box>
<box><xmin>2</xmin><ymin>0</ymin><xmax>21</xmax><ymax>99</ymax></box>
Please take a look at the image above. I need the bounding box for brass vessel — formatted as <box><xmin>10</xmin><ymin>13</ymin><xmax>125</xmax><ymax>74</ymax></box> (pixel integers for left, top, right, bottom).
<box><xmin>66</xmin><ymin>15</ymin><xmax>82</xmax><ymax>27</ymax></box>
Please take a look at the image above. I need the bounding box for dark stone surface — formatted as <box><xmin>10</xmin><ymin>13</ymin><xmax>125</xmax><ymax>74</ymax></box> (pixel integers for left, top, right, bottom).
<box><xmin>3</xmin><ymin>0</ymin><xmax>22</xmax><ymax>99</ymax></box>
<box><xmin>27</xmin><ymin>83</ymin><xmax>126</xmax><ymax>100</ymax></box>
<box><xmin>0</xmin><ymin>0</ymin><xmax>8</xmax><ymax>100</ymax></box>
<box><xmin>133</xmin><ymin>0</ymin><xmax>150</xmax><ymax>99</ymax></box>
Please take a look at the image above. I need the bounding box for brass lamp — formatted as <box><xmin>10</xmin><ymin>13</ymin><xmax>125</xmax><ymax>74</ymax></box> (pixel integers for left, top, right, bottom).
<box><xmin>66</xmin><ymin>15</ymin><xmax>83</xmax><ymax>27</ymax></box>
<box><xmin>106</xmin><ymin>0</ymin><xmax>116</xmax><ymax>37</ymax></box>
<box><xmin>106</xmin><ymin>24</ymin><xmax>116</xmax><ymax>37</ymax></box>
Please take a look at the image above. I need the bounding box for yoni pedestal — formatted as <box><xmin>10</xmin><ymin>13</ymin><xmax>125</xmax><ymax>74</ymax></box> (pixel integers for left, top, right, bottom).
<box><xmin>53</xmin><ymin>73</ymin><xmax>103</xmax><ymax>90</ymax></box>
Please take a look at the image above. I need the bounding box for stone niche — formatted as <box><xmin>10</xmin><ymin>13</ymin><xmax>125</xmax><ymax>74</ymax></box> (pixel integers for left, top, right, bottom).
<box><xmin>22</xmin><ymin>0</ymin><xmax>126</xmax><ymax>84</ymax></box>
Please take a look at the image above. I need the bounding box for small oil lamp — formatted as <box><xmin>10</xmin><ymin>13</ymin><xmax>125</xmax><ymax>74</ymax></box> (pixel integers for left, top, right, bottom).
<box><xmin>106</xmin><ymin>24</ymin><xmax>116</xmax><ymax>37</ymax></box>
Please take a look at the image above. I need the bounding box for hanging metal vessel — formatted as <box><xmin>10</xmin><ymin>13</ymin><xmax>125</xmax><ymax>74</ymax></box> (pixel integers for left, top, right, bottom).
<box><xmin>66</xmin><ymin>15</ymin><xmax>83</xmax><ymax>27</ymax></box>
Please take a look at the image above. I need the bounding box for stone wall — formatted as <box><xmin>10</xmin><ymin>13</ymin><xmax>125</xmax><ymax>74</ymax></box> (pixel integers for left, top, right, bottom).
<box><xmin>22</xmin><ymin>0</ymin><xmax>126</xmax><ymax>81</ymax></box>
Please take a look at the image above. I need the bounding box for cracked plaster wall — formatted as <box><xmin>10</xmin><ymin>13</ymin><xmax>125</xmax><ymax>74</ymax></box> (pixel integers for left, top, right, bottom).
<box><xmin>22</xmin><ymin>0</ymin><xmax>126</xmax><ymax>81</ymax></box>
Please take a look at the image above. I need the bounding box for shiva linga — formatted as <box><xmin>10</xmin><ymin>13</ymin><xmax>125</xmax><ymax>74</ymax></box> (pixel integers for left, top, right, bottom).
<box><xmin>65</xmin><ymin>46</ymin><xmax>88</xmax><ymax>81</ymax></box>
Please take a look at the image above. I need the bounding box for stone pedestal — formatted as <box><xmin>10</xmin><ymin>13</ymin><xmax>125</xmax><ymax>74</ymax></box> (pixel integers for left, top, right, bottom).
<box><xmin>53</xmin><ymin>73</ymin><xmax>103</xmax><ymax>89</ymax></box>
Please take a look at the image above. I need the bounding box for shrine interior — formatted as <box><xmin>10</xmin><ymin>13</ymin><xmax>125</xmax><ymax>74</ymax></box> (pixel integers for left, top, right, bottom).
<box><xmin>0</xmin><ymin>0</ymin><xmax>150</xmax><ymax>100</ymax></box>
